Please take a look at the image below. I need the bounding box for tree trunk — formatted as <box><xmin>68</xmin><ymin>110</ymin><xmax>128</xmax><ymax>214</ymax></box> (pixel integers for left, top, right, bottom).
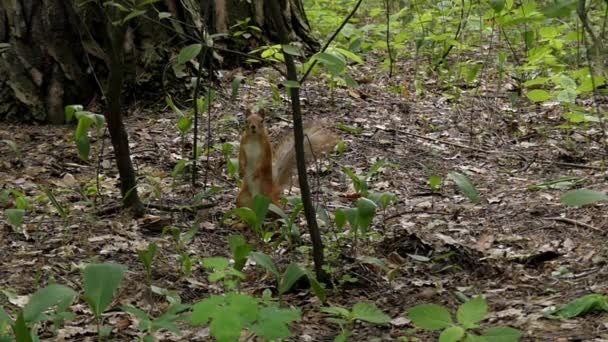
<box><xmin>0</xmin><ymin>0</ymin><xmax>96</xmax><ymax>123</ymax></box>
<box><xmin>0</xmin><ymin>0</ymin><xmax>319</xmax><ymax>123</ymax></box>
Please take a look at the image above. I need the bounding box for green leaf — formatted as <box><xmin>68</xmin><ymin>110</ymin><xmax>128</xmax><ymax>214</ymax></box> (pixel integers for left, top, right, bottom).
<box><xmin>306</xmin><ymin>273</ymin><xmax>326</xmax><ymax>303</ymax></box>
<box><xmin>231</xmin><ymin>75</ymin><xmax>244</xmax><ymax>99</ymax></box>
<box><xmin>439</xmin><ymin>326</ymin><xmax>465</xmax><ymax>342</ymax></box>
<box><xmin>550</xmin><ymin>294</ymin><xmax>608</xmax><ymax>319</ymax></box>
<box><xmin>321</xmin><ymin>306</ymin><xmax>351</xmax><ymax>318</ymax></box>
<box><xmin>282</xmin><ymin>44</ymin><xmax>304</xmax><ymax>56</ymax></box>
<box><xmin>335</xmin><ymin>209</ymin><xmax>346</xmax><ymax>231</ymax></box>
<box><xmin>12</xmin><ymin>312</ymin><xmax>32</xmax><ymax>342</ymax></box>
<box><xmin>209</xmin><ymin>308</ymin><xmax>242</xmax><ymax>341</ymax></box>
<box><xmin>482</xmin><ymin>326</ymin><xmax>524</xmax><ymax>342</ymax></box>
<box><xmin>83</xmin><ymin>263</ymin><xmax>126</xmax><ymax>318</ymax></box>
<box><xmin>172</xmin><ymin>159</ymin><xmax>188</xmax><ymax>178</ymax></box>
<box><xmin>64</xmin><ymin>104</ymin><xmax>83</xmax><ymax>123</ymax></box>
<box><xmin>251</xmin><ymin>307</ymin><xmax>300</xmax><ymax>340</ymax></box>
<box><xmin>526</xmin><ymin>89</ymin><xmax>551</xmax><ymax>102</ymax></box>
<box><xmin>23</xmin><ymin>284</ymin><xmax>76</xmax><ymax>322</ymax></box>
<box><xmin>201</xmin><ymin>257</ymin><xmax>230</xmax><ymax>271</ymax></box>
<box><xmin>408</xmin><ymin>304</ymin><xmax>453</xmax><ymax>331</ymax></box>
<box><xmin>191</xmin><ymin>296</ymin><xmax>224</xmax><ymax>326</ymax></box>
<box><xmin>429</xmin><ymin>175</ymin><xmax>443</xmax><ymax>190</ymax></box>
<box><xmin>448</xmin><ymin>172</ymin><xmax>480</xmax><ymax>204</ymax></box>
<box><xmin>279</xmin><ymin>263</ymin><xmax>306</xmax><ymax>295</ymax></box>
<box><xmin>542</xmin><ymin>0</ymin><xmax>576</xmax><ymax>17</ymax></box>
<box><xmin>356</xmin><ymin>197</ymin><xmax>377</xmax><ymax>233</ymax></box>
<box><xmin>282</xmin><ymin>80</ymin><xmax>300</xmax><ymax>89</ymax></box>
<box><xmin>122</xmin><ymin>9</ymin><xmax>146</xmax><ymax>23</ymax></box>
<box><xmin>250</xmin><ymin>252</ymin><xmax>279</xmax><ymax>278</ymax></box>
<box><xmin>357</xmin><ymin>256</ymin><xmax>389</xmax><ymax>272</ymax></box>
<box><xmin>178</xmin><ymin>44</ymin><xmax>202</xmax><ymax>64</ymax></box>
<box><xmin>75</xmin><ymin>134</ymin><xmax>91</xmax><ymax>161</ymax></box>
<box><xmin>488</xmin><ymin>0</ymin><xmax>505</xmax><ymax>12</ymax></box>
<box><xmin>227</xmin><ymin>207</ymin><xmax>257</xmax><ymax>226</ymax></box>
<box><xmin>456</xmin><ymin>296</ymin><xmax>487</xmax><ymax>328</ymax></box>
<box><xmin>252</xmin><ymin>195</ymin><xmax>271</xmax><ymax>225</ymax></box>
<box><xmin>561</xmin><ymin>189</ymin><xmax>608</xmax><ymax>207</ymax></box>
<box><xmin>352</xmin><ymin>303</ymin><xmax>391</xmax><ymax>324</ymax></box>
<box><xmin>122</xmin><ymin>305</ymin><xmax>150</xmax><ymax>321</ymax></box>
<box><xmin>1</xmin><ymin>140</ymin><xmax>21</xmax><ymax>158</ymax></box>
<box><xmin>228</xmin><ymin>235</ymin><xmax>252</xmax><ymax>272</ymax></box>
<box><xmin>332</xmin><ymin>47</ymin><xmax>364</xmax><ymax>64</ymax></box>
<box><xmin>5</xmin><ymin>209</ymin><xmax>25</xmax><ymax>227</ymax></box>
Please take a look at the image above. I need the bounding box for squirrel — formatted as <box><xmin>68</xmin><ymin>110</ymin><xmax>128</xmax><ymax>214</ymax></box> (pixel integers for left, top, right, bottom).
<box><xmin>236</xmin><ymin>108</ymin><xmax>338</xmax><ymax>209</ymax></box>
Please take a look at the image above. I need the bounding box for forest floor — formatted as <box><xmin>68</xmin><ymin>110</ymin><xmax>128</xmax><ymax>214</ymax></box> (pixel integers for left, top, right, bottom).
<box><xmin>1</xmin><ymin>61</ymin><xmax>608</xmax><ymax>341</ymax></box>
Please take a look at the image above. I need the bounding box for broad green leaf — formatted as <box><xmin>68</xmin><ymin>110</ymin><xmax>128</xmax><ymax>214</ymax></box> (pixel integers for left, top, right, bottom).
<box><xmin>482</xmin><ymin>326</ymin><xmax>524</xmax><ymax>342</ymax></box>
<box><xmin>201</xmin><ymin>257</ymin><xmax>230</xmax><ymax>271</ymax></box>
<box><xmin>191</xmin><ymin>296</ymin><xmax>224</xmax><ymax>325</ymax></box>
<box><xmin>335</xmin><ymin>208</ymin><xmax>346</xmax><ymax>231</ymax></box>
<box><xmin>429</xmin><ymin>175</ymin><xmax>443</xmax><ymax>190</ymax></box>
<box><xmin>251</xmin><ymin>307</ymin><xmax>300</xmax><ymax>340</ymax></box>
<box><xmin>488</xmin><ymin>0</ymin><xmax>505</xmax><ymax>12</ymax></box>
<box><xmin>408</xmin><ymin>304</ymin><xmax>453</xmax><ymax>330</ymax></box>
<box><xmin>356</xmin><ymin>197</ymin><xmax>376</xmax><ymax>232</ymax></box>
<box><xmin>306</xmin><ymin>272</ymin><xmax>326</xmax><ymax>303</ymax></box>
<box><xmin>447</xmin><ymin>172</ymin><xmax>480</xmax><ymax>204</ymax></box>
<box><xmin>332</xmin><ymin>47</ymin><xmax>364</xmax><ymax>64</ymax></box>
<box><xmin>526</xmin><ymin>89</ymin><xmax>551</xmax><ymax>102</ymax></box>
<box><xmin>228</xmin><ymin>235</ymin><xmax>252</xmax><ymax>271</ymax></box>
<box><xmin>282</xmin><ymin>44</ymin><xmax>304</xmax><ymax>56</ymax></box>
<box><xmin>121</xmin><ymin>305</ymin><xmax>150</xmax><ymax>321</ymax></box>
<box><xmin>227</xmin><ymin>207</ymin><xmax>257</xmax><ymax>226</ymax></box>
<box><xmin>23</xmin><ymin>284</ymin><xmax>76</xmax><ymax>322</ymax></box>
<box><xmin>561</xmin><ymin>189</ymin><xmax>608</xmax><ymax>207</ymax></box>
<box><xmin>357</xmin><ymin>256</ymin><xmax>389</xmax><ymax>272</ymax></box>
<box><xmin>209</xmin><ymin>308</ymin><xmax>242</xmax><ymax>341</ymax></box>
<box><xmin>83</xmin><ymin>263</ymin><xmax>126</xmax><ymax>318</ymax></box>
<box><xmin>456</xmin><ymin>297</ymin><xmax>487</xmax><ymax>328</ymax></box>
<box><xmin>549</xmin><ymin>294</ymin><xmax>608</xmax><ymax>318</ymax></box>
<box><xmin>439</xmin><ymin>326</ymin><xmax>465</xmax><ymax>342</ymax></box>
<box><xmin>178</xmin><ymin>44</ymin><xmax>202</xmax><ymax>64</ymax></box>
<box><xmin>542</xmin><ymin>0</ymin><xmax>576</xmax><ymax>17</ymax></box>
<box><xmin>352</xmin><ymin>303</ymin><xmax>391</xmax><ymax>324</ymax></box>
<box><xmin>12</xmin><ymin>312</ymin><xmax>32</xmax><ymax>342</ymax></box>
<box><xmin>252</xmin><ymin>195</ymin><xmax>271</xmax><ymax>225</ymax></box>
<box><xmin>122</xmin><ymin>9</ymin><xmax>146</xmax><ymax>23</ymax></box>
<box><xmin>250</xmin><ymin>252</ymin><xmax>279</xmax><ymax>277</ymax></box>
<box><xmin>226</xmin><ymin>293</ymin><xmax>259</xmax><ymax>322</ymax></box>
<box><xmin>172</xmin><ymin>159</ymin><xmax>188</xmax><ymax>178</ymax></box>
<box><xmin>75</xmin><ymin>134</ymin><xmax>91</xmax><ymax>161</ymax></box>
<box><xmin>279</xmin><ymin>263</ymin><xmax>306</xmax><ymax>295</ymax></box>
<box><xmin>5</xmin><ymin>209</ymin><xmax>25</xmax><ymax>227</ymax></box>
<box><xmin>0</xmin><ymin>306</ymin><xmax>11</xmax><ymax>324</ymax></box>
<box><xmin>64</xmin><ymin>104</ymin><xmax>83</xmax><ymax>123</ymax></box>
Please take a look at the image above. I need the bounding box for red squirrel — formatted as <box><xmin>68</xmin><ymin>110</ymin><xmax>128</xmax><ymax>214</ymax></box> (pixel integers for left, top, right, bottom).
<box><xmin>236</xmin><ymin>108</ymin><xmax>338</xmax><ymax>209</ymax></box>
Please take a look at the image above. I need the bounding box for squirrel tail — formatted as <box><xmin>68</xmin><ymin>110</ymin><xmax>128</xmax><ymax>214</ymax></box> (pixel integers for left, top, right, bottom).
<box><xmin>272</xmin><ymin>125</ymin><xmax>338</xmax><ymax>191</ymax></box>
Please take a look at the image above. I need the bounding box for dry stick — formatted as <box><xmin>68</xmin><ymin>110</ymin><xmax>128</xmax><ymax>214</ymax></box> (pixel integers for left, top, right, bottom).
<box><xmin>544</xmin><ymin>216</ymin><xmax>602</xmax><ymax>232</ymax></box>
<box><xmin>299</xmin><ymin>0</ymin><xmax>365</xmax><ymax>86</ymax></box>
<box><xmin>385</xmin><ymin>0</ymin><xmax>393</xmax><ymax>79</ymax></box>
<box><xmin>203</xmin><ymin>61</ymin><xmax>214</xmax><ymax>191</ymax></box>
<box><xmin>191</xmin><ymin>46</ymin><xmax>206</xmax><ymax>190</ymax></box>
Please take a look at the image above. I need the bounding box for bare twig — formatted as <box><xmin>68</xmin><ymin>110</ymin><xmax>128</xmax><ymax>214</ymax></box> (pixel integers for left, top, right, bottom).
<box><xmin>544</xmin><ymin>216</ymin><xmax>602</xmax><ymax>232</ymax></box>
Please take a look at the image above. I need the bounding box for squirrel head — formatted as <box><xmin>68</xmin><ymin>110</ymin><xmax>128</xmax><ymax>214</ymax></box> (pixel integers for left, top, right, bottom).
<box><xmin>244</xmin><ymin>108</ymin><xmax>265</xmax><ymax>135</ymax></box>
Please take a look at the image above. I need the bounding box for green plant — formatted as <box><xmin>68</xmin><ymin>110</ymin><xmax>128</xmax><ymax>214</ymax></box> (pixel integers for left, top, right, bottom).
<box><xmin>200</xmin><ymin>257</ymin><xmax>246</xmax><ymax>290</ymax></box>
<box><xmin>190</xmin><ymin>292</ymin><xmax>301</xmax><ymax>342</ymax></box>
<box><xmin>64</xmin><ymin>105</ymin><xmax>106</xmax><ymax>161</ymax></box>
<box><xmin>82</xmin><ymin>263</ymin><xmax>126</xmax><ymax>340</ymax></box>
<box><xmin>335</xmin><ymin>197</ymin><xmax>377</xmax><ymax>253</ymax></box>
<box><xmin>322</xmin><ymin>302</ymin><xmax>391</xmax><ymax>341</ymax></box>
<box><xmin>162</xmin><ymin>224</ymin><xmax>199</xmax><ymax>253</ymax></box>
<box><xmin>543</xmin><ymin>293</ymin><xmax>608</xmax><ymax>319</ymax></box>
<box><xmin>408</xmin><ymin>296</ymin><xmax>522</xmax><ymax>341</ymax></box>
<box><xmin>250</xmin><ymin>252</ymin><xmax>326</xmax><ymax>303</ymax></box>
<box><xmin>268</xmin><ymin>197</ymin><xmax>305</xmax><ymax>246</ymax></box>
<box><xmin>137</xmin><ymin>242</ymin><xmax>158</xmax><ymax>286</ymax></box>
<box><xmin>3</xmin><ymin>190</ymin><xmax>29</xmax><ymax>231</ymax></box>
<box><xmin>224</xmin><ymin>195</ymin><xmax>272</xmax><ymax>238</ymax></box>
<box><xmin>560</xmin><ymin>189</ymin><xmax>608</xmax><ymax>207</ymax></box>
<box><xmin>228</xmin><ymin>235</ymin><xmax>252</xmax><ymax>272</ymax></box>
<box><xmin>0</xmin><ymin>284</ymin><xmax>77</xmax><ymax>341</ymax></box>
<box><xmin>121</xmin><ymin>295</ymin><xmax>190</xmax><ymax>342</ymax></box>
<box><xmin>343</xmin><ymin>160</ymin><xmax>393</xmax><ymax>196</ymax></box>
<box><xmin>447</xmin><ymin>172</ymin><xmax>480</xmax><ymax>204</ymax></box>
<box><xmin>1</xmin><ymin>139</ymin><xmax>21</xmax><ymax>159</ymax></box>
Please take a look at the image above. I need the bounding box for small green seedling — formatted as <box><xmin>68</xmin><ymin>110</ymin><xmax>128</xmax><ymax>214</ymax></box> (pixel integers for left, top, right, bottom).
<box><xmin>335</xmin><ymin>197</ymin><xmax>377</xmax><ymax>252</ymax></box>
<box><xmin>250</xmin><ymin>252</ymin><xmax>326</xmax><ymax>303</ymax></box>
<box><xmin>408</xmin><ymin>296</ymin><xmax>522</xmax><ymax>342</ymax></box>
<box><xmin>343</xmin><ymin>160</ymin><xmax>394</xmax><ymax>196</ymax></box>
<box><xmin>543</xmin><ymin>293</ymin><xmax>608</xmax><ymax>319</ymax></box>
<box><xmin>447</xmin><ymin>172</ymin><xmax>480</xmax><ymax>204</ymax></box>
<box><xmin>561</xmin><ymin>189</ymin><xmax>608</xmax><ymax>207</ymax></box>
<box><xmin>162</xmin><ymin>224</ymin><xmax>199</xmax><ymax>253</ymax></box>
<box><xmin>82</xmin><ymin>263</ymin><xmax>126</xmax><ymax>340</ymax></box>
<box><xmin>121</xmin><ymin>300</ymin><xmax>190</xmax><ymax>342</ymax></box>
<box><xmin>268</xmin><ymin>197</ymin><xmax>304</xmax><ymax>245</ymax></box>
<box><xmin>137</xmin><ymin>242</ymin><xmax>158</xmax><ymax>285</ymax></box>
<box><xmin>228</xmin><ymin>235</ymin><xmax>252</xmax><ymax>272</ymax></box>
<box><xmin>200</xmin><ymin>257</ymin><xmax>246</xmax><ymax>290</ymax></box>
<box><xmin>65</xmin><ymin>105</ymin><xmax>105</xmax><ymax>161</ymax></box>
<box><xmin>322</xmin><ymin>302</ymin><xmax>391</xmax><ymax>341</ymax></box>
<box><xmin>225</xmin><ymin>195</ymin><xmax>271</xmax><ymax>236</ymax></box>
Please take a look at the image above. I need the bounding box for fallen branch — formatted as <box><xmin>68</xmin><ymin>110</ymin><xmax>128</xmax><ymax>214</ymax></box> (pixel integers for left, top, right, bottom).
<box><xmin>544</xmin><ymin>216</ymin><xmax>602</xmax><ymax>232</ymax></box>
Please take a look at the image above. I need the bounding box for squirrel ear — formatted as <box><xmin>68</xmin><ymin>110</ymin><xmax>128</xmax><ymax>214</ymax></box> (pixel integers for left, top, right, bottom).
<box><xmin>258</xmin><ymin>108</ymin><xmax>266</xmax><ymax>119</ymax></box>
<box><xmin>244</xmin><ymin>108</ymin><xmax>252</xmax><ymax>117</ymax></box>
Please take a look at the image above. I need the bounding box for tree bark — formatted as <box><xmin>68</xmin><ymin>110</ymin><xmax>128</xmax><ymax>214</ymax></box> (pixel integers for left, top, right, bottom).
<box><xmin>0</xmin><ymin>0</ymin><xmax>319</xmax><ymax>123</ymax></box>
